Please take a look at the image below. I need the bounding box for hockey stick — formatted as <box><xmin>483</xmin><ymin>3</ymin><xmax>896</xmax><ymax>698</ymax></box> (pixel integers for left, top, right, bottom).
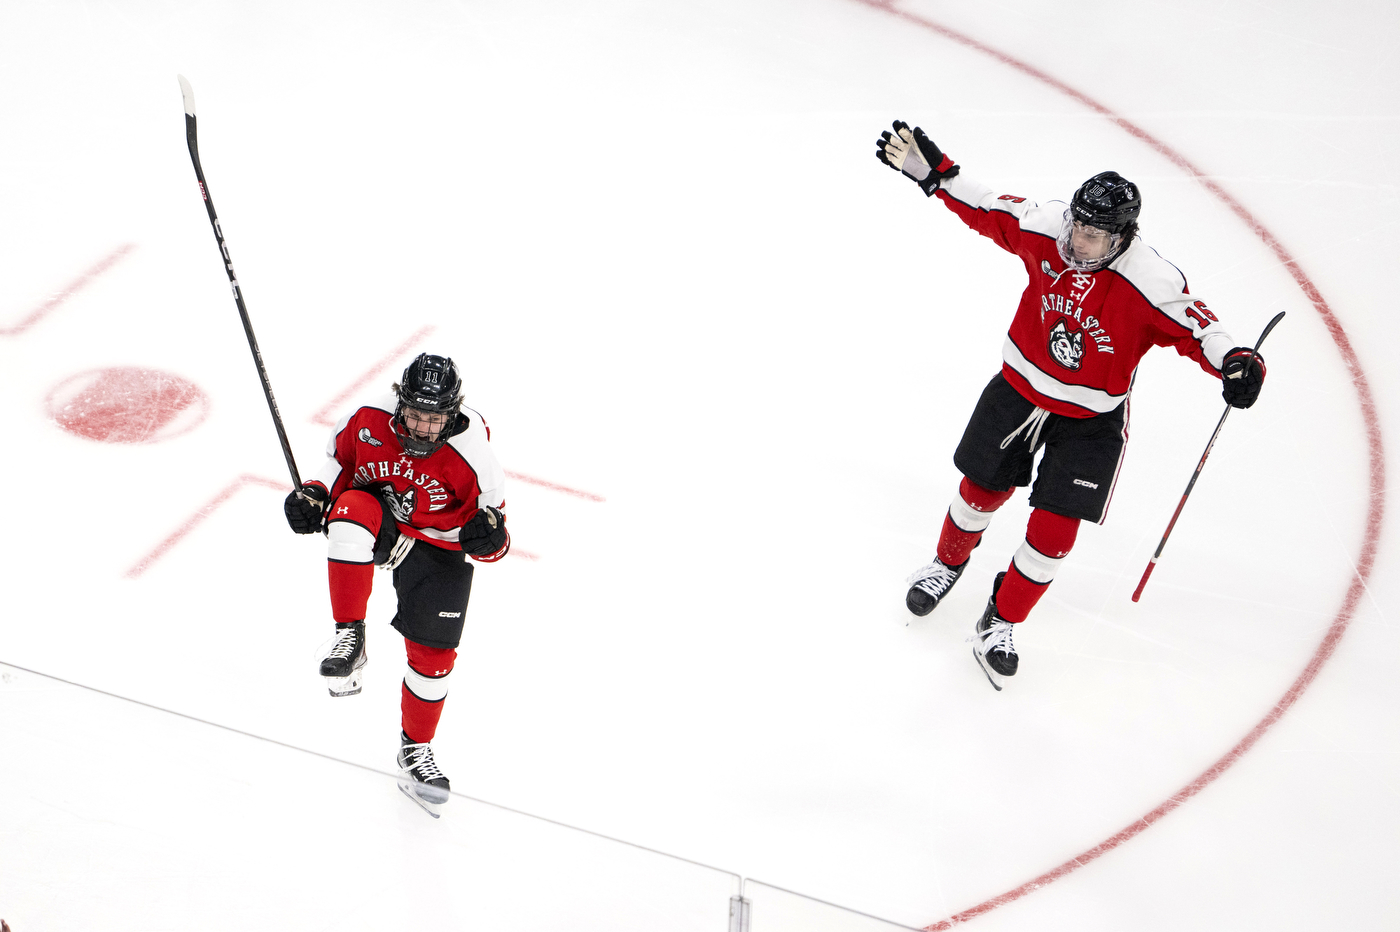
<box><xmin>177</xmin><ymin>75</ymin><xmax>304</xmax><ymax>491</ymax></box>
<box><xmin>1131</xmin><ymin>310</ymin><xmax>1286</xmax><ymax>602</ymax></box>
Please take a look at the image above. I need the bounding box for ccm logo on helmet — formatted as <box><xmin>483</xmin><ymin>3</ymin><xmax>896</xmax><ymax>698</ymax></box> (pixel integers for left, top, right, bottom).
<box><xmin>438</xmin><ymin>611</ymin><xmax>462</xmax><ymax>618</ymax></box>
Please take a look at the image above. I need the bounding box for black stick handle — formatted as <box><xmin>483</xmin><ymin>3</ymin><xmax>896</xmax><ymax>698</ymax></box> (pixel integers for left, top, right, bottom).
<box><xmin>1132</xmin><ymin>311</ymin><xmax>1285</xmax><ymax>602</ymax></box>
<box><xmin>178</xmin><ymin>76</ymin><xmax>304</xmax><ymax>491</ymax></box>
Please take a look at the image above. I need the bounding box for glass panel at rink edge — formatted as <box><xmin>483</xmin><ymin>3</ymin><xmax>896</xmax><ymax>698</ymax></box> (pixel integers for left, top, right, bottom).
<box><xmin>0</xmin><ymin>663</ymin><xmax>736</xmax><ymax>931</ymax></box>
<box><xmin>744</xmin><ymin>880</ymin><xmax>924</xmax><ymax>932</ymax></box>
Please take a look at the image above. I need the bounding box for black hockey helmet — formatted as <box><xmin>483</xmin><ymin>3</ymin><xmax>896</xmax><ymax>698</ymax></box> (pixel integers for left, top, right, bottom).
<box><xmin>392</xmin><ymin>353</ymin><xmax>462</xmax><ymax>457</ymax></box>
<box><xmin>1070</xmin><ymin>171</ymin><xmax>1141</xmax><ymax>234</ymax></box>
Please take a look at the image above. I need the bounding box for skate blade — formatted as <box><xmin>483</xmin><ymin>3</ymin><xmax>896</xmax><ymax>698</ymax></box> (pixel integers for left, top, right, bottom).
<box><xmin>972</xmin><ymin>647</ymin><xmax>1005</xmax><ymax>692</ymax></box>
<box><xmin>397</xmin><ymin>781</ymin><xmax>445</xmax><ymax>818</ymax></box>
<box><xmin>324</xmin><ymin>668</ymin><xmax>365</xmax><ymax>697</ymax></box>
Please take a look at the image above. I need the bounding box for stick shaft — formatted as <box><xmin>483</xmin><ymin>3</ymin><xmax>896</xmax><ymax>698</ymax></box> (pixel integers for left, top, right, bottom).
<box><xmin>1131</xmin><ymin>407</ymin><xmax>1229</xmax><ymax>600</ymax></box>
<box><xmin>179</xmin><ymin>77</ymin><xmax>303</xmax><ymax>490</ymax></box>
<box><xmin>1131</xmin><ymin>310</ymin><xmax>1285</xmax><ymax>602</ymax></box>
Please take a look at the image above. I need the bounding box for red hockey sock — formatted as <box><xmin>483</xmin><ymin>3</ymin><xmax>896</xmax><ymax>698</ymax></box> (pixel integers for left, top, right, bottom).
<box><xmin>995</xmin><ymin>509</ymin><xmax>1080</xmax><ymax>623</ymax></box>
<box><xmin>937</xmin><ymin>477</ymin><xmax>1015</xmax><ymax>566</ymax></box>
<box><xmin>328</xmin><ymin>562</ymin><xmax>373</xmax><ymax>624</ymax></box>
<box><xmin>401</xmin><ymin>641</ymin><xmax>457</xmax><ymax>743</ymax></box>
<box><xmin>326</xmin><ymin>489</ymin><xmax>385</xmax><ymax>624</ymax></box>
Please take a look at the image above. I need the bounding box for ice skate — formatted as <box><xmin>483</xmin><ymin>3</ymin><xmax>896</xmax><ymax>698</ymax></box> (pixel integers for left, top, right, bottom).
<box><xmin>905</xmin><ymin>557</ymin><xmax>969</xmax><ymax>618</ymax></box>
<box><xmin>397</xmin><ymin>732</ymin><xmax>451</xmax><ymax>818</ymax></box>
<box><xmin>320</xmin><ymin>621</ymin><xmax>367</xmax><ymax>697</ymax></box>
<box><xmin>969</xmin><ymin>572</ymin><xmax>1018</xmax><ymax>691</ymax></box>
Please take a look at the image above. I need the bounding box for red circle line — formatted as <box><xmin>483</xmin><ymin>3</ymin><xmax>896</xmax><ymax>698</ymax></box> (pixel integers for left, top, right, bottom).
<box><xmin>849</xmin><ymin>1</ymin><xmax>1386</xmax><ymax>926</ymax></box>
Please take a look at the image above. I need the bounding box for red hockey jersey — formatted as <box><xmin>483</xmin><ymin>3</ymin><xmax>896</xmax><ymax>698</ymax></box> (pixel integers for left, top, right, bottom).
<box><xmin>306</xmin><ymin>394</ymin><xmax>508</xmax><ymax>558</ymax></box>
<box><xmin>935</xmin><ymin>173</ymin><xmax>1237</xmax><ymax>418</ymax></box>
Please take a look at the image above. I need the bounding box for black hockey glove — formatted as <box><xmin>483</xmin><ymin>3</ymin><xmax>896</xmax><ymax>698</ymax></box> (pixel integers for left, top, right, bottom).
<box><xmin>284</xmin><ymin>483</ymin><xmax>330</xmax><ymax>534</ymax></box>
<box><xmin>876</xmin><ymin>120</ymin><xmax>960</xmax><ymax>195</ymax></box>
<box><xmin>1220</xmin><ymin>347</ymin><xmax>1267</xmax><ymax>408</ymax></box>
<box><xmin>459</xmin><ymin>505</ymin><xmax>508</xmax><ymax>557</ymax></box>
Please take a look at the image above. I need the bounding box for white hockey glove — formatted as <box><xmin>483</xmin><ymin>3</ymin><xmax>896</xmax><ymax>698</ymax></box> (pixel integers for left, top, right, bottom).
<box><xmin>875</xmin><ymin>121</ymin><xmax>960</xmax><ymax>196</ymax></box>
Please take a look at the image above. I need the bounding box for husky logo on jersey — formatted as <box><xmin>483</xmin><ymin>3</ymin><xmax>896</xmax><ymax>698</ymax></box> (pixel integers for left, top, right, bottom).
<box><xmin>379</xmin><ymin>484</ymin><xmax>418</xmax><ymax>522</ymax></box>
<box><xmin>357</xmin><ymin>427</ymin><xmax>383</xmax><ymax>447</ymax></box>
<box><xmin>1048</xmin><ymin>319</ymin><xmax>1085</xmax><ymax>370</ymax></box>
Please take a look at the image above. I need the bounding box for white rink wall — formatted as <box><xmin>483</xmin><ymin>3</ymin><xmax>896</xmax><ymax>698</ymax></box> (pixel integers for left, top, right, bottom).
<box><xmin>0</xmin><ymin>1</ymin><xmax>1396</xmax><ymax>930</ymax></box>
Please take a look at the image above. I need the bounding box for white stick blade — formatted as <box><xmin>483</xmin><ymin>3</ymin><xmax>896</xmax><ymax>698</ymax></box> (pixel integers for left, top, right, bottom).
<box><xmin>177</xmin><ymin>74</ymin><xmax>195</xmax><ymax>117</ymax></box>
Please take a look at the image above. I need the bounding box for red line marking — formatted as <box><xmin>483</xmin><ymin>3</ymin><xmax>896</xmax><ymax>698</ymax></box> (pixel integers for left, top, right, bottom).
<box><xmin>506</xmin><ymin>470</ymin><xmax>606</xmax><ymax>502</ymax></box>
<box><xmin>310</xmin><ymin>324</ymin><xmax>437</xmax><ymax>426</ymax></box>
<box><xmin>125</xmin><ymin>474</ymin><xmax>287</xmax><ymax>579</ymax></box>
<box><xmin>0</xmin><ymin>244</ymin><xmax>136</xmax><ymax>336</ymax></box>
<box><xmin>844</xmin><ymin>2</ymin><xmax>1386</xmax><ymax>926</ymax></box>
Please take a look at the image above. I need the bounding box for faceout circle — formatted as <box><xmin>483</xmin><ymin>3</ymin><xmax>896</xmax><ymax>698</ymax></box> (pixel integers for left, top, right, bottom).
<box><xmin>46</xmin><ymin>367</ymin><xmax>210</xmax><ymax>444</ymax></box>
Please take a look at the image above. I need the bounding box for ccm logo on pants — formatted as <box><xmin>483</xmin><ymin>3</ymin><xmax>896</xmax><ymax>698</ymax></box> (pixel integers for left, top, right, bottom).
<box><xmin>438</xmin><ymin>611</ymin><xmax>462</xmax><ymax>618</ymax></box>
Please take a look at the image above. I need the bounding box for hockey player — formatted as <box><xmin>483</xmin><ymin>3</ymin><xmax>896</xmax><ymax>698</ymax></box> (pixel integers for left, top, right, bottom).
<box><xmin>875</xmin><ymin>121</ymin><xmax>1266</xmax><ymax>689</ymax></box>
<box><xmin>283</xmin><ymin>353</ymin><xmax>509</xmax><ymax>812</ymax></box>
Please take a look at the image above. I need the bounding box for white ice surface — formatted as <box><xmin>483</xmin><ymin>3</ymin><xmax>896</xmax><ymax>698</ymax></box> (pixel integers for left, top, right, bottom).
<box><xmin>1</xmin><ymin>1</ymin><xmax>1397</xmax><ymax>929</ymax></box>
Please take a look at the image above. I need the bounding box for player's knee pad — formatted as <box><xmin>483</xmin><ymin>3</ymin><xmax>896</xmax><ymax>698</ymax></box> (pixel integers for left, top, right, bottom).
<box><xmin>327</xmin><ymin>489</ymin><xmax>389</xmax><ymax>564</ymax></box>
<box><xmin>328</xmin><ymin>520</ymin><xmax>376</xmax><ymax>564</ymax></box>
<box><xmin>404</xmin><ymin>641</ymin><xmax>457</xmax><ymax>702</ymax></box>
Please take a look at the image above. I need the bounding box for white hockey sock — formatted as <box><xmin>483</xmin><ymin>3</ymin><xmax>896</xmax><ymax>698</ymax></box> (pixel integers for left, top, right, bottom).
<box><xmin>949</xmin><ymin>493</ymin><xmax>995</xmax><ymax>534</ymax></box>
<box><xmin>404</xmin><ymin>665</ymin><xmax>451</xmax><ymax>703</ymax></box>
<box><xmin>1011</xmin><ymin>539</ymin><xmax>1067</xmax><ymax>584</ymax></box>
<box><xmin>327</xmin><ymin>519</ymin><xmax>376</xmax><ymax>564</ymax></box>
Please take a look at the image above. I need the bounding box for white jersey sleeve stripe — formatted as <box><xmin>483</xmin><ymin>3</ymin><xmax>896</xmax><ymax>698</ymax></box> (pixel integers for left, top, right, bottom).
<box><xmin>939</xmin><ymin>173</ymin><xmax>1064</xmax><ymax>239</ymax></box>
<box><xmin>450</xmin><ymin>406</ymin><xmax>507</xmax><ymax>510</ymax></box>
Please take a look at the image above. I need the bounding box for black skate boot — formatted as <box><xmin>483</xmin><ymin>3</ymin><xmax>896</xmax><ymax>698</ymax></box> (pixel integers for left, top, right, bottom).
<box><xmin>397</xmin><ymin>732</ymin><xmax>451</xmax><ymax>817</ymax></box>
<box><xmin>319</xmin><ymin>621</ymin><xmax>367</xmax><ymax>697</ymax></box>
<box><xmin>970</xmin><ymin>572</ymin><xmax>1018</xmax><ymax>691</ymax></box>
<box><xmin>905</xmin><ymin>557</ymin><xmax>969</xmax><ymax>617</ymax></box>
